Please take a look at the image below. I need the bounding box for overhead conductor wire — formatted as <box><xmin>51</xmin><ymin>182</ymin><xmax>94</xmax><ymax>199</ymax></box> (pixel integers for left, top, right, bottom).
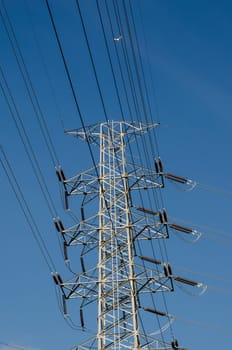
<box><xmin>122</xmin><ymin>3</ymin><xmax>232</xmax><ymax>333</ymax></box>
<box><xmin>0</xmin><ymin>0</ymin><xmax>174</xmax><ymax>340</ymax></box>
<box><xmin>44</xmin><ymin>0</ymin><xmax>100</xmax><ymax>179</ymax></box>
<box><xmin>0</xmin><ymin>147</ymin><xmax>91</xmax><ymax>333</ymax></box>
<box><xmin>0</xmin><ymin>1</ymin><xmax>59</xmax><ymax>167</ymax></box>
<box><xmin>95</xmin><ymin>0</ymin><xmax>171</xmax><ymax>343</ymax></box>
<box><xmin>0</xmin><ymin>2</ymin><xmax>67</xmax><ymax>254</ymax></box>
<box><xmin>0</xmin><ymin>146</ymin><xmax>55</xmax><ymax>272</ymax></box>
<box><xmin>70</xmin><ymin>3</ymin><xmax>154</xmax><ymax>337</ymax></box>
<box><xmin>113</xmin><ymin>1</ymin><xmax>174</xmax><ymax>338</ymax></box>
<box><xmin>44</xmin><ymin>0</ymin><xmax>136</xmax><ymax>330</ymax></box>
<box><xmin>0</xmin><ymin>1</ymin><xmax>84</xmax><ymax>264</ymax></box>
<box><xmin>0</xmin><ymin>3</ymin><xmax>85</xmax><ymax>329</ymax></box>
<box><xmin>117</xmin><ymin>0</ymin><xmax>166</xmax><ymax>219</ymax></box>
<box><xmin>75</xmin><ymin>0</ymin><xmax>174</xmax><ymax>344</ymax></box>
<box><xmin>0</xmin><ymin>66</ymin><xmax>57</xmax><ymax>217</ymax></box>
<box><xmin>0</xmin><ymin>342</ymin><xmax>30</xmax><ymax>350</ymax></box>
<box><xmin>44</xmin><ymin>0</ymin><xmax>167</xmax><ymax>339</ymax></box>
<box><xmin>111</xmin><ymin>0</ymin><xmax>165</xmax><ymax>219</ymax></box>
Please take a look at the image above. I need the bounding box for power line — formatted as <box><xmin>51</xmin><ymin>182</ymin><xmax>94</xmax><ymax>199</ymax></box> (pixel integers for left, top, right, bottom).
<box><xmin>0</xmin><ymin>66</ymin><xmax>57</xmax><ymax>217</ymax></box>
<box><xmin>176</xmin><ymin>314</ymin><xmax>232</xmax><ymax>335</ymax></box>
<box><xmin>0</xmin><ymin>146</ymin><xmax>83</xmax><ymax>331</ymax></box>
<box><xmin>136</xmin><ymin>0</ymin><xmax>161</xmax><ymax>124</ymax></box>
<box><xmin>44</xmin><ymin>0</ymin><xmax>101</xmax><ymax>180</ymax></box>
<box><xmin>0</xmin><ymin>146</ymin><xmax>56</xmax><ymax>272</ymax></box>
<box><xmin>55</xmin><ymin>15</ymin><xmax>169</xmax><ymax>338</ymax></box>
<box><xmin>110</xmin><ymin>2</ymin><xmax>171</xmax><ymax>287</ymax></box>
<box><xmin>23</xmin><ymin>0</ymin><xmax>64</xmax><ymax>128</ymax></box>
<box><xmin>0</xmin><ymin>342</ymin><xmax>29</xmax><ymax>350</ymax></box>
<box><xmin>0</xmin><ymin>1</ymin><xmax>60</xmax><ymax>167</ymax></box>
<box><xmin>81</xmin><ymin>3</ymin><xmax>173</xmax><ymax>341</ymax></box>
<box><xmin>44</xmin><ymin>7</ymin><xmax>155</xmax><ymax>337</ymax></box>
<box><xmin>127</xmin><ymin>0</ymin><xmax>162</xmax><ymax>157</ymax></box>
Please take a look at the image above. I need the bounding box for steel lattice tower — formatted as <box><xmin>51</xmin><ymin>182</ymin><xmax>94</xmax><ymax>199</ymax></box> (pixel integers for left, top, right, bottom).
<box><xmin>97</xmin><ymin>121</ymin><xmax>141</xmax><ymax>349</ymax></box>
<box><xmin>53</xmin><ymin>121</ymin><xmax>205</xmax><ymax>350</ymax></box>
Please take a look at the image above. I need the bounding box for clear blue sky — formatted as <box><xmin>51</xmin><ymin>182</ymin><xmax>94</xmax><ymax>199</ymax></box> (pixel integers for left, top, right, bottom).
<box><xmin>0</xmin><ymin>1</ymin><xmax>232</xmax><ymax>350</ymax></box>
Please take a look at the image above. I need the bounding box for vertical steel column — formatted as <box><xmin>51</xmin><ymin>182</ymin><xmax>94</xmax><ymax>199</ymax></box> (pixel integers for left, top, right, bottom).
<box><xmin>97</xmin><ymin>121</ymin><xmax>139</xmax><ymax>349</ymax></box>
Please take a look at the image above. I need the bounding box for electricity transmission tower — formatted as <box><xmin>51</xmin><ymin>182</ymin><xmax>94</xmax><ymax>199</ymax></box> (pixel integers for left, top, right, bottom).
<box><xmin>53</xmin><ymin>121</ymin><xmax>205</xmax><ymax>350</ymax></box>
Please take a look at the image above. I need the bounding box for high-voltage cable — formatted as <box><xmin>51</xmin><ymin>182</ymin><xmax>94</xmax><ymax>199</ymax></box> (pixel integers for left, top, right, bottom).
<box><xmin>0</xmin><ymin>1</ymin><xmax>59</xmax><ymax>167</ymax></box>
<box><xmin>110</xmin><ymin>0</ymin><xmax>167</xmax><ymax>221</ymax></box>
<box><xmin>0</xmin><ymin>67</ymin><xmax>57</xmax><ymax>217</ymax></box>
<box><xmin>0</xmin><ymin>147</ymin><xmax>56</xmax><ymax>272</ymax></box>
<box><xmin>45</xmin><ymin>4</ymin><xmax>144</xmax><ymax>298</ymax></box>
<box><xmin>44</xmin><ymin>0</ymin><xmax>100</xmax><ymax>178</ymax></box>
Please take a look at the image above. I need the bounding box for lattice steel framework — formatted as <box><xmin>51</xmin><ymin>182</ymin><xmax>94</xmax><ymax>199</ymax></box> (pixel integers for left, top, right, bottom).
<box><xmin>53</xmin><ymin>121</ymin><xmax>205</xmax><ymax>350</ymax></box>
